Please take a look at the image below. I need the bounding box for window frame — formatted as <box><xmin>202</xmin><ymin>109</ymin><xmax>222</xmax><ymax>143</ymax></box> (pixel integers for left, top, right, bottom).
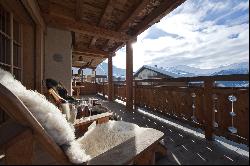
<box><xmin>0</xmin><ymin>5</ymin><xmax>23</xmax><ymax>82</ymax></box>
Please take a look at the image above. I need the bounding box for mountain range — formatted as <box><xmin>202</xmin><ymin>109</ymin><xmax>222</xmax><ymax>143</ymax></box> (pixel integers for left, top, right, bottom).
<box><xmin>72</xmin><ymin>62</ymin><xmax>249</xmax><ymax>86</ymax></box>
<box><xmin>163</xmin><ymin>62</ymin><xmax>249</xmax><ymax>77</ymax></box>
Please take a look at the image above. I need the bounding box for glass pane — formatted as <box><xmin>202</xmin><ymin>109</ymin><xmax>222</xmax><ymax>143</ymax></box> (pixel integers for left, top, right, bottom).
<box><xmin>0</xmin><ymin>35</ymin><xmax>10</xmax><ymax>65</ymax></box>
<box><xmin>5</xmin><ymin>38</ymin><xmax>10</xmax><ymax>64</ymax></box>
<box><xmin>13</xmin><ymin>43</ymin><xmax>21</xmax><ymax>67</ymax></box>
<box><xmin>13</xmin><ymin>19</ymin><xmax>20</xmax><ymax>42</ymax></box>
<box><xmin>0</xmin><ymin>5</ymin><xmax>10</xmax><ymax>35</ymax></box>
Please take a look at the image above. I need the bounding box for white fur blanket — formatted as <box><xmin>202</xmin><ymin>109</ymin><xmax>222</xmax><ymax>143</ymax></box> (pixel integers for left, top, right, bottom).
<box><xmin>78</xmin><ymin>120</ymin><xmax>147</xmax><ymax>158</ymax></box>
<box><xmin>0</xmin><ymin>68</ymin><xmax>147</xmax><ymax>164</ymax></box>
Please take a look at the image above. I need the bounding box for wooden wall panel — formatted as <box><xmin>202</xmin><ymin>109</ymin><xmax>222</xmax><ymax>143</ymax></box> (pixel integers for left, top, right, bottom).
<box><xmin>22</xmin><ymin>24</ymin><xmax>35</xmax><ymax>90</ymax></box>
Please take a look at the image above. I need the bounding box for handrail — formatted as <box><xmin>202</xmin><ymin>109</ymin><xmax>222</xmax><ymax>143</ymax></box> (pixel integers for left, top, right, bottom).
<box><xmin>135</xmin><ymin>74</ymin><xmax>249</xmax><ymax>82</ymax></box>
<box><xmin>97</xmin><ymin>74</ymin><xmax>249</xmax><ymax>84</ymax></box>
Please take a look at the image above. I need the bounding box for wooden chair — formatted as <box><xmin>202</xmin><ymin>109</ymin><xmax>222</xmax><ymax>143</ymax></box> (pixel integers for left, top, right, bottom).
<box><xmin>0</xmin><ymin>83</ymin><xmax>166</xmax><ymax>165</ymax></box>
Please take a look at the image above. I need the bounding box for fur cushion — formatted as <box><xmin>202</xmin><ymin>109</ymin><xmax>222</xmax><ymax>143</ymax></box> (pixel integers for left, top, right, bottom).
<box><xmin>77</xmin><ymin>120</ymin><xmax>147</xmax><ymax>158</ymax></box>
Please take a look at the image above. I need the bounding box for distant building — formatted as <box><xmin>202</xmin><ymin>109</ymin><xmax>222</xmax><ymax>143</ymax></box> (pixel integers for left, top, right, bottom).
<box><xmin>96</xmin><ymin>75</ymin><xmax>107</xmax><ymax>83</ymax></box>
<box><xmin>134</xmin><ymin>65</ymin><xmax>186</xmax><ymax>86</ymax></box>
<box><xmin>134</xmin><ymin>65</ymin><xmax>179</xmax><ymax>80</ymax></box>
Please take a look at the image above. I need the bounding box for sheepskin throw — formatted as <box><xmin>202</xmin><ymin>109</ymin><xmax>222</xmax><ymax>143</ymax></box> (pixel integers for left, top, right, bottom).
<box><xmin>0</xmin><ymin>68</ymin><xmax>148</xmax><ymax>164</ymax></box>
<box><xmin>0</xmin><ymin>68</ymin><xmax>90</xmax><ymax>163</ymax></box>
<box><xmin>78</xmin><ymin>120</ymin><xmax>147</xmax><ymax>158</ymax></box>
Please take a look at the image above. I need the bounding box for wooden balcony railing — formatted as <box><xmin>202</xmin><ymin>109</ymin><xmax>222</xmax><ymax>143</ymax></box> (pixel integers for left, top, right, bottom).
<box><xmin>72</xmin><ymin>82</ymin><xmax>102</xmax><ymax>96</ymax></box>
<box><xmin>98</xmin><ymin>74</ymin><xmax>249</xmax><ymax>145</ymax></box>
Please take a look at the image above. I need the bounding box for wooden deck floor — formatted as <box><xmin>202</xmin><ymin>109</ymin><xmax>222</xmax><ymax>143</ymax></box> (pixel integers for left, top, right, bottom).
<box><xmin>83</xmin><ymin>94</ymin><xmax>249</xmax><ymax>165</ymax></box>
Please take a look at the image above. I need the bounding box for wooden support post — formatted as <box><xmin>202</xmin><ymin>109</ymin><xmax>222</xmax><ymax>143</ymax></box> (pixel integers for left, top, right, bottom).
<box><xmin>81</xmin><ymin>70</ymin><xmax>84</xmax><ymax>83</ymax></box>
<box><xmin>92</xmin><ymin>69</ymin><xmax>96</xmax><ymax>83</ymax></box>
<box><xmin>102</xmin><ymin>82</ymin><xmax>105</xmax><ymax>97</ymax></box>
<box><xmin>108</xmin><ymin>54</ymin><xmax>113</xmax><ymax>101</ymax></box>
<box><xmin>204</xmin><ymin>79</ymin><xmax>214</xmax><ymax>140</ymax></box>
<box><xmin>126</xmin><ymin>39</ymin><xmax>134</xmax><ymax>111</ymax></box>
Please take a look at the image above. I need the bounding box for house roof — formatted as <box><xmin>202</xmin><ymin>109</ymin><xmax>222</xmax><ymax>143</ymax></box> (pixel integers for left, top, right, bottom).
<box><xmin>134</xmin><ymin>65</ymin><xmax>180</xmax><ymax>78</ymax></box>
<box><xmin>37</xmin><ymin>0</ymin><xmax>186</xmax><ymax>69</ymax></box>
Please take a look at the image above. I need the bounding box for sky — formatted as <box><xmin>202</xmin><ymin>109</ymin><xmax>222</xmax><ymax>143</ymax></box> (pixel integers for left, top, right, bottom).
<box><xmin>104</xmin><ymin>0</ymin><xmax>249</xmax><ymax>71</ymax></box>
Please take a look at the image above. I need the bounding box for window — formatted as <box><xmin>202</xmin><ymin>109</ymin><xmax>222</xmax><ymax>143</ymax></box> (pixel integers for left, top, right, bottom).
<box><xmin>0</xmin><ymin>5</ymin><xmax>22</xmax><ymax>81</ymax></box>
<box><xmin>0</xmin><ymin>5</ymin><xmax>22</xmax><ymax>124</ymax></box>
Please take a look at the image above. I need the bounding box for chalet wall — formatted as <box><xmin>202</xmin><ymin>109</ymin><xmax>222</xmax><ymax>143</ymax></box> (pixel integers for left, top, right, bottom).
<box><xmin>44</xmin><ymin>27</ymin><xmax>72</xmax><ymax>95</ymax></box>
<box><xmin>137</xmin><ymin>68</ymin><xmax>158</xmax><ymax>79</ymax></box>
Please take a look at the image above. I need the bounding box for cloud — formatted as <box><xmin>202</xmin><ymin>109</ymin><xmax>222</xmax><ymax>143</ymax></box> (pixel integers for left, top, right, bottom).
<box><xmin>111</xmin><ymin>0</ymin><xmax>249</xmax><ymax>71</ymax></box>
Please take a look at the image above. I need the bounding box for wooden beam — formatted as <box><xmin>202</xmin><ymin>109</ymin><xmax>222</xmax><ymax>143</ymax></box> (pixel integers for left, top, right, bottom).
<box><xmin>132</xmin><ymin>0</ymin><xmax>186</xmax><ymax>36</ymax></box>
<box><xmin>43</xmin><ymin>14</ymin><xmax>132</xmax><ymax>42</ymax></box>
<box><xmin>73</xmin><ymin>47</ymin><xmax>112</xmax><ymax>57</ymax></box>
<box><xmin>99</xmin><ymin>0</ymin><xmax>114</xmax><ymax>26</ymax></box>
<box><xmin>21</xmin><ymin>0</ymin><xmax>46</xmax><ymax>29</ymax></box>
<box><xmin>89</xmin><ymin>0</ymin><xmax>114</xmax><ymax>48</ymax></box>
<box><xmin>112</xmin><ymin>42</ymin><xmax>125</xmax><ymax>52</ymax></box>
<box><xmin>108</xmin><ymin>54</ymin><xmax>113</xmax><ymax>101</ymax></box>
<box><xmin>105</xmin><ymin>0</ymin><xmax>146</xmax><ymax>51</ymax></box>
<box><xmin>75</xmin><ymin>0</ymin><xmax>82</xmax><ymax>21</ymax></box>
<box><xmin>72</xmin><ymin>52</ymin><xmax>109</xmax><ymax>59</ymax></box>
<box><xmin>119</xmin><ymin>0</ymin><xmax>151</xmax><ymax>32</ymax></box>
<box><xmin>126</xmin><ymin>40</ymin><xmax>134</xmax><ymax>111</ymax></box>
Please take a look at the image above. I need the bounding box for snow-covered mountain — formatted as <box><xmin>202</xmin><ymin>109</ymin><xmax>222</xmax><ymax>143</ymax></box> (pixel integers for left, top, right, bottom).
<box><xmin>73</xmin><ymin>62</ymin><xmax>249</xmax><ymax>78</ymax></box>
<box><xmin>163</xmin><ymin>62</ymin><xmax>249</xmax><ymax>77</ymax></box>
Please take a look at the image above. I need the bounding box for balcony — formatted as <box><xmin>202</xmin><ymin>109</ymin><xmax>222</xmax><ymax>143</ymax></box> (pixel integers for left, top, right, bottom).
<box><xmin>73</xmin><ymin>74</ymin><xmax>249</xmax><ymax>164</ymax></box>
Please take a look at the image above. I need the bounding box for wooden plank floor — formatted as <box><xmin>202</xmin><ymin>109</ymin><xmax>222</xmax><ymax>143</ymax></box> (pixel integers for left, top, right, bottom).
<box><xmin>81</xmin><ymin>94</ymin><xmax>249</xmax><ymax>165</ymax></box>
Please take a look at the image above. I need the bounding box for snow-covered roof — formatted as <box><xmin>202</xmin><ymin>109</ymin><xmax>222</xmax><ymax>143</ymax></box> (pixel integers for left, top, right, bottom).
<box><xmin>134</xmin><ymin>65</ymin><xmax>180</xmax><ymax>78</ymax></box>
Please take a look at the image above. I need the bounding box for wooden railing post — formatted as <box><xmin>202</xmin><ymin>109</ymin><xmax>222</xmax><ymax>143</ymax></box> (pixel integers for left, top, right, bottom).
<box><xmin>204</xmin><ymin>79</ymin><xmax>214</xmax><ymax>140</ymax></box>
<box><xmin>108</xmin><ymin>54</ymin><xmax>113</xmax><ymax>101</ymax></box>
<box><xmin>102</xmin><ymin>82</ymin><xmax>105</xmax><ymax>97</ymax></box>
<box><xmin>126</xmin><ymin>39</ymin><xmax>134</xmax><ymax>111</ymax></box>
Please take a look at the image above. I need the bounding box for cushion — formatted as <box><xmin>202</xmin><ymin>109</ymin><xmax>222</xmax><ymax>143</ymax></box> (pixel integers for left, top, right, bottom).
<box><xmin>77</xmin><ymin>120</ymin><xmax>147</xmax><ymax>158</ymax></box>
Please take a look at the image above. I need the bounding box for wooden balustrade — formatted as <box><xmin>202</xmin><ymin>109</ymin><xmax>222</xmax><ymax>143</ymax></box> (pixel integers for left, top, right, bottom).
<box><xmin>97</xmin><ymin>74</ymin><xmax>249</xmax><ymax>144</ymax></box>
<box><xmin>72</xmin><ymin>82</ymin><xmax>102</xmax><ymax>97</ymax></box>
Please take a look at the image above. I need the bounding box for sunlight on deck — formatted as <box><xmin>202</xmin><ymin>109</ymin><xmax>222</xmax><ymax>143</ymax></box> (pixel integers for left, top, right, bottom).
<box><xmin>112</xmin><ymin>98</ymin><xmax>249</xmax><ymax>158</ymax></box>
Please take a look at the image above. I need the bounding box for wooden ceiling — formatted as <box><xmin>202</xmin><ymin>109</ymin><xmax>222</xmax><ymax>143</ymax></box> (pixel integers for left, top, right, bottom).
<box><xmin>37</xmin><ymin>0</ymin><xmax>186</xmax><ymax>69</ymax></box>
